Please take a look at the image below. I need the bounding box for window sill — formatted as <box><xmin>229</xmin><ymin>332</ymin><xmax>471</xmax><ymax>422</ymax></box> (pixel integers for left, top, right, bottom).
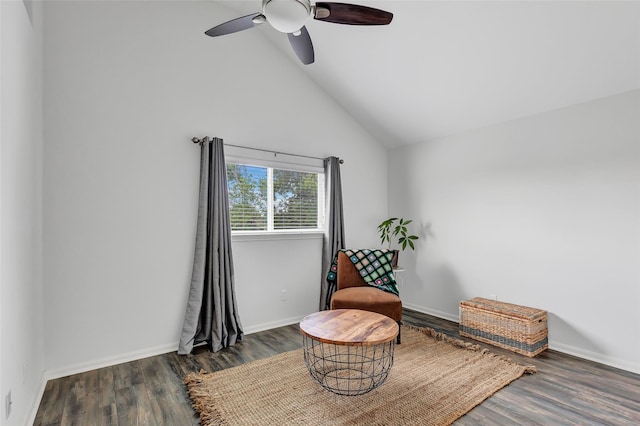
<box><xmin>231</xmin><ymin>231</ymin><xmax>324</xmax><ymax>242</ymax></box>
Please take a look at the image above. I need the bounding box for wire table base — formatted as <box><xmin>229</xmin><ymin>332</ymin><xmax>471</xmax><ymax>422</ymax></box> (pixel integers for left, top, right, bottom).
<box><xmin>302</xmin><ymin>334</ymin><xmax>395</xmax><ymax>396</ymax></box>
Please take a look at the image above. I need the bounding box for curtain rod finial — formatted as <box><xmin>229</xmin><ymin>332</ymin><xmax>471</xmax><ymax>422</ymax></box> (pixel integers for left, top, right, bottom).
<box><xmin>192</xmin><ymin>137</ymin><xmax>201</xmax><ymax>144</ymax></box>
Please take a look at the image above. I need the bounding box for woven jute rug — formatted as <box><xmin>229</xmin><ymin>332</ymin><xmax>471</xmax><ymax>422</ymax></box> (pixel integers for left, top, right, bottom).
<box><xmin>184</xmin><ymin>326</ymin><xmax>536</xmax><ymax>426</ymax></box>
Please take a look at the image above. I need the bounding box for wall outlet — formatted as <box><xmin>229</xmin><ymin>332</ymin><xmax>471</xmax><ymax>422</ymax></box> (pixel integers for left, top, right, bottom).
<box><xmin>5</xmin><ymin>391</ymin><xmax>11</xmax><ymax>419</ymax></box>
<box><xmin>280</xmin><ymin>290</ymin><xmax>287</xmax><ymax>301</ymax></box>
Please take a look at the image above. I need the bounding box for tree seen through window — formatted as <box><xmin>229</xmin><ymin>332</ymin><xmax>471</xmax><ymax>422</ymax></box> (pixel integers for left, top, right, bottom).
<box><xmin>226</xmin><ymin>163</ymin><xmax>320</xmax><ymax>231</ymax></box>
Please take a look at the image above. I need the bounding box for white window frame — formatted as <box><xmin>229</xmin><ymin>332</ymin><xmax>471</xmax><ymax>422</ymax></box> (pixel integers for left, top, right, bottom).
<box><xmin>225</xmin><ymin>146</ymin><xmax>326</xmax><ymax>240</ymax></box>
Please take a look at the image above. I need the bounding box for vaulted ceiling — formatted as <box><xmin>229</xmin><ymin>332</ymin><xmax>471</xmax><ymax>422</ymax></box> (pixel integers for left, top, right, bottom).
<box><xmin>212</xmin><ymin>1</ymin><xmax>640</xmax><ymax>148</ymax></box>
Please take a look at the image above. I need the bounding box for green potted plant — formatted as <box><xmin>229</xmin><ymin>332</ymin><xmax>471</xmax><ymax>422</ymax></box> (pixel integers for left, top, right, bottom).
<box><xmin>377</xmin><ymin>217</ymin><xmax>419</xmax><ymax>267</ymax></box>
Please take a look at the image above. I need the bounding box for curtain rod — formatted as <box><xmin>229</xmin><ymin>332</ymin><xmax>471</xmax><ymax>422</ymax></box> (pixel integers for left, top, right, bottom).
<box><xmin>191</xmin><ymin>137</ymin><xmax>343</xmax><ymax>164</ymax></box>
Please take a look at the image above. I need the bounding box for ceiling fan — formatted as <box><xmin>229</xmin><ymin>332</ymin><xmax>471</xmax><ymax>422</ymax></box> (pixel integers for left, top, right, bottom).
<box><xmin>205</xmin><ymin>0</ymin><xmax>394</xmax><ymax>65</ymax></box>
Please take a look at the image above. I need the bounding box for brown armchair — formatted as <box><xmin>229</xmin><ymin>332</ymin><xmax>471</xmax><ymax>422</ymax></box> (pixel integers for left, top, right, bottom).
<box><xmin>330</xmin><ymin>252</ymin><xmax>403</xmax><ymax>343</ymax></box>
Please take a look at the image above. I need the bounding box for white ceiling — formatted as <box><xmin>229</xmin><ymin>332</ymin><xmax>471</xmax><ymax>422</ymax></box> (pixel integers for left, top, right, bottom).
<box><xmin>216</xmin><ymin>1</ymin><xmax>640</xmax><ymax>148</ymax></box>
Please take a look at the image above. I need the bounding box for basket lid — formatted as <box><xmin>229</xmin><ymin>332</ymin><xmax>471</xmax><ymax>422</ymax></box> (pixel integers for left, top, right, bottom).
<box><xmin>460</xmin><ymin>297</ymin><xmax>546</xmax><ymax>320</ymax></box>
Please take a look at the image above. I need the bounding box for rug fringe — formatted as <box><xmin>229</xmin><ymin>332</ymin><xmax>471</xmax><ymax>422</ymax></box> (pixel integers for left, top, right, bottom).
<box><xmin>405</xmin><ymin>324</ymin><xmax>537</xmax><ymax>374</ymax></box>
<box><xmin>184</xmin><ymin>371</ymin><xmax>226</xmax><ymax>425</ymax></box>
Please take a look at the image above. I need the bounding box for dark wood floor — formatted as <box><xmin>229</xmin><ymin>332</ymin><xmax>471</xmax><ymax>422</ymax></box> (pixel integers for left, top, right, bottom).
<box><xmin>34</xmin><ymin>309</ymin><xmax>640</xmax><ymax>425</ymax></box>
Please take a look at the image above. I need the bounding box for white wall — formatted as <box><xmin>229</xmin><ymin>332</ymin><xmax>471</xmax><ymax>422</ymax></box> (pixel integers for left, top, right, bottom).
<box><xmin>390</xmin><ymin>90</ymin><xmax>640</xmax><ymax>373</ymax></box>
<box><xmin>233</xmin><ymin>234</ymin><xmax>324</xmax><ymax>334</ymax></box>
<box><xmin>1</xmin><ymin>0</ymin><xmax>46</xmax><ymax>424</ymax></box>
<box><xmin>43</xmin><ymin>0</ymin><xmax>387</xmax><ymax>377</ymax></box>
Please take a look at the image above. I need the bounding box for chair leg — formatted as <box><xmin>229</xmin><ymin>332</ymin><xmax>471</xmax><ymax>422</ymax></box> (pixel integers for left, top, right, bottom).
<box><xmin>396</xmin><ymin>321</ymin><xmax>402</xmax><ymax>344</ymax></box>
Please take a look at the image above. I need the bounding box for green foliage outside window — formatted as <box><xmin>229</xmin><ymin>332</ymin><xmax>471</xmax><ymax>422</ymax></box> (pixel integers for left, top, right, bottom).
<box><xmin>273</xmin><ymin>169</ymin><xmax>318</xmax><ymax>229</ymax></box>
<box><xmin>226</xmin><ymin>163</ymin><xmax>320</xmax><ymax>231</ymax></box>
<box><xmin>226</xmin><ymin>164</ymin><xmax>267</xmax><ymax>231</ymax></box>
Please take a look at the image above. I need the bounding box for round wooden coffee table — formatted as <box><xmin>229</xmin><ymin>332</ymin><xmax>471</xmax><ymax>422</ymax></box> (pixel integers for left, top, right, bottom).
<box><xmin>299</xmin><ymin>309</ymin><xmax>399</xmax><ymax>396</ymax></box>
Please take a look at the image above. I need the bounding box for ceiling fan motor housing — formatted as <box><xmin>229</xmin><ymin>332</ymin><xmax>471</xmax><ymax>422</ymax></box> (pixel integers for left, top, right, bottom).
<box><xmin>263</xmin><ymin>0</ymin><xmax>312</xmax><ymax>33</ymax></box>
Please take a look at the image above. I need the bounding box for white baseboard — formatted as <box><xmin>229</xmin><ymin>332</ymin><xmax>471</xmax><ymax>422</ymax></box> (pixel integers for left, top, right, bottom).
<box><xmin>243</xmin><ymin>315</ymin><xmax>305</xmax><ymax>335</ymax></box>
<box><xmin>43</xmin><ymin>317</ymin><xmax>305</xmax><ymax>382</ymax></box>
<box><xmin>26</xmin><ymin>319</ymin><xmax>301</xmax><ymax>424</ymax></box>
<box><xmin>403</xmin><ymin>302</ymin><xmax>459</xmax><ymax>323</ymax></box>
<box><xmin>402</xmin><ymin>304</ymin><xmax>640</xmax><ymax>375</ymax></box>
<box><xmin>26</xmin><ymin>374</ymin><xmax>48</xmax><ymax>426</ymax></box>
<box><xmin>549</xmin><ymin>340</ymin><xmax>640</xmax><ymax>375</ymax></box>
<box><xmin>45</xmin><ymin>341</ymin><xmax>179</xmax><ymax>382</ymax></box>
<box><xmin>29</xmin><ymin>342</ymin><xmax>179</xmax><ymax>425</ymax></box>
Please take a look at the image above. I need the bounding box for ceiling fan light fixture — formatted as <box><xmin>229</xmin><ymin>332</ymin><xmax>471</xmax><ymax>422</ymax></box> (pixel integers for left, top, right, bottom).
<box><xmin>263</xmin><ymin>0</ymin><xmax>311</xmax><ymax>33</ymax></box>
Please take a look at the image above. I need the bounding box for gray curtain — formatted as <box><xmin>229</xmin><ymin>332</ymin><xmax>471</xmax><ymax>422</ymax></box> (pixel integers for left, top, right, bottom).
<box><xmin>319</xmin><ymin>156</ymin><xmax>345</xmax><ymax>310</ymax></box>
<box><xmin>178</xmin><ymin>137</ymin><xmax>243</xmax><ymax>355</ymax></box>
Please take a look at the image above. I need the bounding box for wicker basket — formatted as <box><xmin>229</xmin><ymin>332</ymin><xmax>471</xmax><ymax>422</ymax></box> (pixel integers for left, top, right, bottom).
<box><xmin>459</xmin><ymin>297</ymin><xmax>548</xmax><ymax>357</ymax></box>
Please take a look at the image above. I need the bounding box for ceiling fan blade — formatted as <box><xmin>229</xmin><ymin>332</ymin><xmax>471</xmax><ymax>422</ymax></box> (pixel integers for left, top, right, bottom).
<box><xmin>287</xmin><ymin>26</ymin><xmax>315</xmax><ymax>65</ymax></box>
<box><xmin>314</xmin><ymin>2</ymin><xmax>393</xmax><ymax>25</ymax></box>
<box><xmin>205</xmin><ymin>13</ymin><xmax>262</xmax><ymax>37</ymax></box>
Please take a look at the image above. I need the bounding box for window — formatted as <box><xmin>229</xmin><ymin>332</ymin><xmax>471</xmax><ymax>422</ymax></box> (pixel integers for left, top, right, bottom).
<box><xmin>226</xmin><ymin>158</ymin><xmax>324</xmax><ymax>233</ymax></box>
<box><xmin>226</xmin><ymin>164</ymin><xmax>268</xmax><ymax>231</ymax></box>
